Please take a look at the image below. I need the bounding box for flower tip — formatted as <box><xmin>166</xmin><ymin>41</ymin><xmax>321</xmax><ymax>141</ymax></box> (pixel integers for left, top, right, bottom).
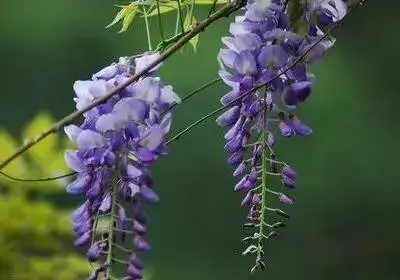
<box><xmin>279</xmin><ymin>193</ymin><xmax>294</xmax><ymax>205</ymax></box>
<box><xmin>133</xmin><ymin>236</ymin><xmax>151</xmax><ymax>252</ymax></box>
<box><xmin>140</xmin><ymin>185</ymin><xmax>160</xmax><ymax>203</ymax></box>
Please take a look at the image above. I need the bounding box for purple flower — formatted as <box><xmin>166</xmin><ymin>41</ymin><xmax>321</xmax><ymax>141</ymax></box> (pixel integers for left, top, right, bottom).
<box><xmin>126</xmin><ymin>254</ymin><xmax>145</xmax><ymax>279</ymax></box>
<box><xmin>140</xmin><ymin>185</ymin><xmax>160</xmax><ymax>203</ymax></box>
<box><xmin>127</xmin><ymin>265</ymin><xmax>143</xmax><ymax>279</ymax></box>
<box><xmin>282</xmin><ymin>175</ymin><xmax>296</xmax><ymax>188</ymax></box>
<box><xmin>65</xmin><ymin>52</ymin><xmax>180</xmax><ymax>279</ymax></box>
<box><xmin>216</xmin><ymin>106</ymin><xmax>241</xmax><ymax>127</ymax></box>
<box><xmin>289</xmin><ymin>115</ymin><xmax>313</xmax><ymax>136</ymax></box>
<box><xmin>241</xmin><ymin>191</ymin><xmax>253</xmax><ymax>206</ymax></box>
<box><xmin>282</xmin><ymin>165</ymin><xmax>297</xmax><ymax>180</ymax></box>
<box><xmin>87</xmin><ymin>242</ymin><xmax>103</xmax><ymax>262</ymax></box>
<box><xmin>279</xmin><ymin>119</ymin><xmax>294</xmax><ymax>137</ymax></box>
<box><xmin>133</xmin><ymin>236</ymin><xmax>151</xmax><ymax>251</ymax></box>
<box><xmin>282</xmin><ymin>81</ymin><xmax>313</xmax><ymax>107</ymax></box>
<box><xmin>233</xmin><ymin>162</ymin><xmax>247</xmax><ymax>176</ymax></box>
<box><xmin>279</xmin><ymin>193</ymin><xmax>294</xmax><ymax>205</ymax></box>
<box><xmin>308</xmin><ymin>0</ymin><xmax>347</xmax><ymax>25</ymax></box>
<box><xmin>216</xmin><ymin>0</ymin><xmax>342</xmax><ymax>267</ymax></box>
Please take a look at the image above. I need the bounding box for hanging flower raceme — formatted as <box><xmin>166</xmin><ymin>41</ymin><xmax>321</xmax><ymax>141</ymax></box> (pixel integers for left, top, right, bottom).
<box><xmin>64</xmin><ymin>53</ymin><xmax>181</xmax><ymax>280</ymax></box>
<box><xmin>217</xmin><ymin>0</ymin><xmax>346</xmax><ymax>272</ymax></box>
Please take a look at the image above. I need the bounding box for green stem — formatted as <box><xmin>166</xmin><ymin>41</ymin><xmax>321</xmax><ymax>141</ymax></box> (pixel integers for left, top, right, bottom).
<box><xmin>114</xmin><ymin>243</ymin><xmax>134</xmax><ymax>253</ymax></box>
<box><xmin>167</xmin><ymin>77</ymin><xmax>221</xmax><ymax>111</ymax></box>
<box><xmin>106</xmin><ymin>169</ymin><xmax>119</xmax><ymax>278</ymax></box>
<box><xmin>90</xmin><ymin>209</ymin><xmax>101</xmax><ymax>246</ymax></box>
<box><xmin>256</xmin><ymin>95</ymin><xmax>268</xmax><ymax>268</ymax></box>
<box><xmin>142</xmin><ymin>4</ymin><xmax>153</xmax><ymax>51</ymax></box>
<box><xmin>190</xmin><ymin>0</ymin><xmax>196</xmax><ymax>23</ymax></box>
<box><xmin>176</xmin><ymin>0</ymin><xmax>185</xmax><ymax>33</ymax></box>
<box><xmin>156</xmin><ymin>0</ymin><xmax>165</xmax><ymax>42</ymax></box>
<box><xmin>155</xmin><ymin>31</ymin><xmax>185</xmax><ymax>51</ymax></box>
<box><xmin>175</xmin><ymin>7</ymin><xmax>180</xmax><ymax>35</ymax></box>
<box><xmin>207</xmin><ymin>0</ymin><xmax>218</xmax><ymax>17</ymax></box>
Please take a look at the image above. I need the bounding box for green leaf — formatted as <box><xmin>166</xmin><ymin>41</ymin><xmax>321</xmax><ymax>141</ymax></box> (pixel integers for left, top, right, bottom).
<box><xmin>22</xmin><ymin>112</ymin><xmax>57</xmax><ymax>161</ymax></box>
<box><xmin>146</xmin><ymin>2</ymin><xmax>180</xmax><ymax>17</ymax></box>
<box><xmin>105</xmin><ymin>7</ymin><xmax>127</xmax><ymax>29</ymax></box>
<box><xmin>0</xmin><ymin>129</ymin><xmax>28</xmax><ymax>180</ymax></box>
<box><xmin>143</xmin><ymin>0</ymin><xmax>228</xmax><ymax>18</ymax></box>
<box><xmin>106</xmin><ymin>4</ymin><xmax>138</xmax><ymax>33</ymax></box>
<box><xmin>107</xmin><ymin>0</ymin><xmax>229</xmax><ymax>32</ymax></box>
<box><xmin>119</xmin><ymin>4</ymin><xmax>138</xmax><ymax>33</ymax></box>
<box><xmin>21</xmin><ymin>112</ymin><xmax>69</xmax><ymax>184</ymax></box>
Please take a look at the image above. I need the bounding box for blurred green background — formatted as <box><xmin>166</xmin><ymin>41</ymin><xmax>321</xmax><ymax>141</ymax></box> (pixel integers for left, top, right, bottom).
<box><xmin>0</xmin><ymin>0</ymin><xmax>399</xmax><ymax>279</ymax></box>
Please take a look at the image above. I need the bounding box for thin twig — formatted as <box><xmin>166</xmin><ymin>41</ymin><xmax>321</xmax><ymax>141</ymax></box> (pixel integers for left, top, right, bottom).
<box><xmin>0</xmin><ymin>170</ymin><xmax>76</xmax><ymax>182</ymax></box>
<box><xmin>105</xmin><ymin>168</ymin><xmax>119</xmax><ymax>278</ymax></box>
<box><xmin>168</xmin><ymin>77</ymin><xmax>221</xmax><ymax>110</ymax></box>
<box><xmin>0</xmin><ymin>1</ymin><xmax>244</xmax><ymax>171</ymax></box>
<box><xmin>283</xmin><ymin>0</ymin><xmax>290</xmax><ymax>11</ymax></box>
<box><xmin>0</xmin><ymin>76</ymin><xmax>222</xmax><ymax>183</ymax></box>
<box><xmin>207</xmin><ymin>0</ymin><xmax>219</xmax><ymax>18</ymax></box>
<box><xmin>0</xmin><ymin>75</ymin><xmax>222</xmax><ymax>183</ymax></box>
<box><xmin>155</xmin><ymin>31</ymin><xmax>186</xmax><ymax>51</ymax></box>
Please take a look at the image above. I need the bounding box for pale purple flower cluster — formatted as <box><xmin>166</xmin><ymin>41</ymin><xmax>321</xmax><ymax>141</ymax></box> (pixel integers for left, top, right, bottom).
<box><xmin>64</xmin><ymin>53</ymin><xmax>180</xmax><ymax>280</ymax></box>
<box><xmin>217</xmin><ymin>0</ymin><xmax>346</xmax><ymax>266</ymax></box>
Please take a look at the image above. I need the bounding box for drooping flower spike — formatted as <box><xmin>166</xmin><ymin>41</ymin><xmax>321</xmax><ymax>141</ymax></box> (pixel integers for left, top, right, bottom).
<box><xmin>217</xmin><ymin>0</ymin><xmax>347</xmax><ymax>272</ymax></box>
<box><xmin>64</xmin><ymin>53</ymin><xmax>181</xmax><ymax>279</ymax></box>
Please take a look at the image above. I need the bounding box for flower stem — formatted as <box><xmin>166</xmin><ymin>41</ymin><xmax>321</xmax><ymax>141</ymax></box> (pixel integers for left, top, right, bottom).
<box><xmin>156</xmin><ymin>0</ymin><xmax>165</xmax><ymax>42</ymax></box>
<box><xmin>254</xmin><ymin>91</ymin><xmax>269</xmax><ymax>271</ymax></box>
<box><xmin>190</xmin><ymin>0</ymin><xmax>196</xmax><ymax>23</ymax></box>
<box><xmin>176</xmin><ymin>0</ymin><xmax>185</xmax><ymax>33</ymax></box>
<box><xmin>106</xmin><ymin>168</ymin><xmax>119</xmax><ymax>279</ymax></box>
<box><xmin>142</xmin><ymin>3</ymin><xmax>153</xmax><ymax>51</ymax></box>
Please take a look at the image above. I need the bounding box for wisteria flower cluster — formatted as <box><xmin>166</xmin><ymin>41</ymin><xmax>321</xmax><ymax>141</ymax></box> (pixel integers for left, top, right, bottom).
<box><xmin>64</xmin><ymin>53</ymin><xmax>181</xmax><ymax>280</ymax></box>
<box><xmin>0</xmin><ymin>0</ymin><xmax>365</xmax><ymax>278</ymax></box>
<box><xmin>216</xmin><ymin>0</ymin><xmax>346</xmax><ymax>271</ymax></box>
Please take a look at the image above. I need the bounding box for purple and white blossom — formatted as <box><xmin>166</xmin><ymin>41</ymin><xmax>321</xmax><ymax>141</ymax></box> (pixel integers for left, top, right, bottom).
<box><xmin>217</xmin><ymin>0</ymin><xmax>346</xmax><ymax>271</ymax></box>
<box><xmin>64</xmin><ymin>53</ymin><xmax>180</xmax><ymax>279</ymax></box>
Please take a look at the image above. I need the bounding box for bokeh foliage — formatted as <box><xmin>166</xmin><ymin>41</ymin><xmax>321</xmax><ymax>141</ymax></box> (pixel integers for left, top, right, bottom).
<box><xmin>0</xmin><ymin>113</ymin><xmax>90</xmax><ymax>279</ymax></box>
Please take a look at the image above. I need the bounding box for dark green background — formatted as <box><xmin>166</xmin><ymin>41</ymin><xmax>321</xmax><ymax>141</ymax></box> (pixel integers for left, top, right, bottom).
<box><xmin>1</xmin><ymin>1</ymin><xmax>399</xmax><ymax>279</ymax></box>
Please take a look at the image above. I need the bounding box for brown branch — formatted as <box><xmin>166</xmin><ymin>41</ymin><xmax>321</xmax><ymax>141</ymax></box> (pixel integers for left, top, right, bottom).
<box><xmin>0</xmin><ymin>77</ymin><xmax>222</xmax><ymax>183</ymax></box>
<box><xmin>0</xmin><ymin>1</ymin><xmax>244</xmax><ymax>171</ymax></box>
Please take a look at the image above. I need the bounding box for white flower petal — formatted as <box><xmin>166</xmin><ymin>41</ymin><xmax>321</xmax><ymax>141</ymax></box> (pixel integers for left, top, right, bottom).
<box><xmin>76</xmin><ymin>130</ymin><xmax>106</xmax><ymax>149</ymax></box>
<box><xmin>134</xmin><ymin>53</ymin><xmax>162</xmax><ymax>74</ymax></box>
<box><xmin>160</xmin><ymin>85</ymin><xmax>181</xmax><ymax>105</ymax></box>
<box><xmin>64</xmin><ymin>150</ymin><xmax>85</xmax><ymax>172</ymax></box>
<box><xmin>64</xmin><ymin>125</ymin><xmax>83</xmax><ymax>143</ymax></box>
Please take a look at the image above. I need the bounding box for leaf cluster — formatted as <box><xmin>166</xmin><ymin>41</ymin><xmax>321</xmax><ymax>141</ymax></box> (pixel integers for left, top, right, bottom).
<box><xmin>0</xmin><ymin>113</ymin><xmax>89</xmax><ymax>279</ymax></box>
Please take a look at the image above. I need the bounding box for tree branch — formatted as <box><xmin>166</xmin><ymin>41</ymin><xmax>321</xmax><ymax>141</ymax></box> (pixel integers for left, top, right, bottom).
<box><xmin>0</xmin><ymin>1</ymin><xmax>244</xmax><ymax>171</ymax></box>
<box><xmin>0</xmin><ymin>77</ymin><xmax>222</xmax><ymax>183</ymax></box>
